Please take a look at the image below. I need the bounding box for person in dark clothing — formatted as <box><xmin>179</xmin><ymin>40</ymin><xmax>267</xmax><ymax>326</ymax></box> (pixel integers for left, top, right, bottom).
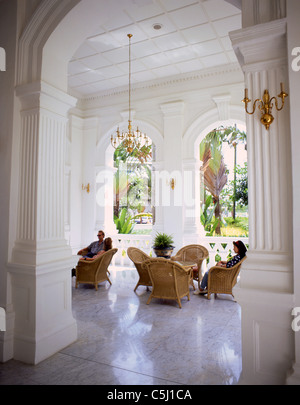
<box><xmin>198</xmin><ymin>240</ymin><xmax>247</xmax><ymax>293</ymax></box>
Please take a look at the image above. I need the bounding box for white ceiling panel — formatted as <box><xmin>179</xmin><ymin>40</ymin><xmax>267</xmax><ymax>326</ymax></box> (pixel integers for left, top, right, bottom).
<box><xmin>68</xmin><ymin>60</ymin><xmax>90</xmax><ymax>76</ymax></box>
<box><xmin>68</xmin><ymin>0</ymin><xmax>242</xmax><ymax>97</ymax></box>
<box><xmin>80</xmin><ymin>53</ymin><xmax>111</xmax><ymax>70</ymax></box>
<box><xmin>192</xmin><ymin>39</ymin><xmax>223</xmax><ymax>57</ymax></box>
<box><xmin>212</xmin><ymin>14</ymin><xmax>241</xmax><ymax>36</ymax></box>
<box><xmin>202</xmin><ymin>0</ymin><xmax>241</xmax><ymax>20</ymax></box>
<box><xmin>139</xmin><ymin>52</ymin><xmax>172</xmax><ymax>69</ymax></box>
<box><xmin>201</xmin><ymin>52</ymin><xmax>229</xmax><ymax>68</ymax></box>
<box><xmin>72</xmin><ymin>43</ymin><xmax>97</xmax><ymax>60</ymax></box>
<box><xmin>137</xmin><ymin>14</ymin><xmax>178</xmax><ymax>37</ymax></box>
<box><xmin>152</xmin><ymin>64</ymin><xmax>180</xmax><ymax>77</ymax></box>
<box><xmin>161</xmin><ymin>0</ymin><xmax>199</xmax><ymax>12</ymax></box>
<box><xmin>168</xmin><ymin>4</ymin><xmax>208</xmax><ymax>29</ymax></box>
<box><xmin>74</xmin><ymin>69</ymin><xmax>105</xmax><ymax>84</ymax></box>
<box><xmin>182</xmin><ymin>24</ymin><xmax>217</xmax><ymax>44</ymax></box>
<box><xmin>125</xmin><ymin>2</ymin><xmax>164</xmax><ymax>21</ymax></box>
<box><xmin>100</xmin><ymin>9</ymin><xmax>134</xmax><ymax>31</ymax></box>
<box><xmin>130</xmin><ymin>40</ymin><xmax>161</xmax><ymax>58</ymax></box>
<box><xmin>164</xmin><ymin>45</ymin><xmax>197</xmax><ymax>63</ymax></box>
<box><xmin>153</xmin><ymin>32</ymin><xmax>188</xmax><ymax>51</ymax></box>
<box><xmin>87</xmin><ymin>32</ymin><xmax>120</xmax><ymax>53</ymax></box>
<box><xmin>176</xmin><ymin>58</ymin><xmax>205</xmax><ymax>73</ymax></box>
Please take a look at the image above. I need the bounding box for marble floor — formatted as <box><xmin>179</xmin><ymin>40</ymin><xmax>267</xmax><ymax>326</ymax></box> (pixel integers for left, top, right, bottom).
<box><xmin>0</xmin><ymin>266</ymin><xmax>242</xmax><ymax>385</ymax></box>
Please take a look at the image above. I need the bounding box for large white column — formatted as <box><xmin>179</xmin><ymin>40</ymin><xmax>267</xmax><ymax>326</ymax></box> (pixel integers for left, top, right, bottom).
<box><xmin>81</xmin><ymin>117</ymin><xmax>99</xmax><ymax>245</ymax></box>
<box><xmin>230</xmin><ymin>16</ymin><xmax>294</xmax><ymax>384</ymax></box>
<box><xmin>95</xmin><ymin>165</ymin><xmax>118</xmax><ymax>236</ymax></box>
<box><xmin>286</xmin><ymin>0</ymin><xmax>300</xmax><ymax>385</ymax></box>
<box><xmin>159</xmin><ymin>101</ymin><xmax>185</xmax><ymax>251</ymax></box>
<box><xmin>68</xmin><ymin>115</ymin><xmax>84</xmax><ymax>253</ymax></box>
<box><xmin>151</xmin><ymin>160</ymin><xmax>164</xmax><ymax>237</ymax></box>
<box><xmin>9</xmin><ymin>81</ymin><xmax>77</xmax><ymax>364</ymax></box>
<box><xmin>182</xmin><ymin>158</ymin><xmax>202</xmax><ymax>245</ymax></box>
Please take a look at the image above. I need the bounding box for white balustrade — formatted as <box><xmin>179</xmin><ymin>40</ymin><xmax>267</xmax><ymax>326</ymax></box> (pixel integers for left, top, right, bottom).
<box><xmin>110</xmin><ymin>234</ymin><xmax>249</xmax><ymax>269</ymax></box>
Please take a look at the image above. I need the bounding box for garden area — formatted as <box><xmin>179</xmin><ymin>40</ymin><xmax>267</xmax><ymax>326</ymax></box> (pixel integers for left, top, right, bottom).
<box><xmin>113</xmin><ymin>125</ymin><xmax>248</xmax><ymax>238</ymax></box>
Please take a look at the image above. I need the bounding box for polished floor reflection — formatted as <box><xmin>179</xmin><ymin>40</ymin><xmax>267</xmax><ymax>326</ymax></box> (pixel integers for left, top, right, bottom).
<box><xmin>0</xmin><ymin>267</ymin><xmax>242</xmax><ymax>385</ymax></box>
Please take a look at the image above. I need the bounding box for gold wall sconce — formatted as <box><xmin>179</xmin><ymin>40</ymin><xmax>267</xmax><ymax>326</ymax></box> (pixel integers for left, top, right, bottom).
<box><xmin>82</xmin><ymin>183</ymin><xmax>90</xmax><ymax>193</ymax></box>
<box><xmin>242</xmin><ymin>83</ymin><xmax>288</xmax><ymax>130</ymax></box>
<box><xmin>167</xmin><ymin>178</ymin><xmax>176</xmax><ymax>190</ymax></box>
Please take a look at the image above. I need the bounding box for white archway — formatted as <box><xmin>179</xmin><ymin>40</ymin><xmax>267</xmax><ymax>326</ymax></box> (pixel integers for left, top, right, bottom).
<box><xmin>5</xmin><ymin>0</ymin><xmax>295</xmax><ymax>385</ymax></box>
<box><xmin>183</xmin><ymin>106</ymin><xmax>246</xmax><ymax>159</ymax></box>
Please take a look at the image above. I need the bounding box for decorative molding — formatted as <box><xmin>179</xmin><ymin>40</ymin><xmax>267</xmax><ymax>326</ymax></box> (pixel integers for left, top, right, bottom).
<box><xmin>230</xmin><ymin>18</ymin><xmax>287</xmax><ymax>68</ymax></box>
<box><xmin>75</xmin><ymin>63</ymin><xmax>243</xmax><ymax>107</ymax></box>
<box><xmin>17</xmin><ymin>0</ymin><xmax>80</xmax><ymax>86</ymax></box>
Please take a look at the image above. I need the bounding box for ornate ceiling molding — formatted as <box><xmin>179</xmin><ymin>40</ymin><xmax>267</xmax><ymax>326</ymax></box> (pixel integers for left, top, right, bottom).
<box><xmin>76</xmin><ymin>62</ymin><xmax>243</xmax><ymax>108</ymax></box>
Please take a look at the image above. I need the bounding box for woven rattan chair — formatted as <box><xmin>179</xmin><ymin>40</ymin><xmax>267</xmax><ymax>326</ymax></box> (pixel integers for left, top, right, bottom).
<box><xmin>171</xmin><ymin>244</ymin><xmax>209</xmax><ymax>290</ymax></box>
<box><xmin>127</xmin><ymin>247</ymin><xmax>152</xmax><ymax>292</ymax></box>
<box><xmin>142</xmin><ymin>258</ymin><xmax>191</xmax><ymax>309</ymax></box>
<box><xmin>206</xmin><ymin>256</ymin><xmax>247</xmax><ymax>300</ymax></box>
<box><xmin>75</xmin><ymin>248</ymin><xmax>118</xmax><ymax>290</ymax></box>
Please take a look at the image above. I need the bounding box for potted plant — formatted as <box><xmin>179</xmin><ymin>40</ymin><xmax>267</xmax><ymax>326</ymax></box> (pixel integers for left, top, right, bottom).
<box><xmin>152</xmin><ymin>232</ymin><xmax>175</xmax><ymax>258</ymax></box>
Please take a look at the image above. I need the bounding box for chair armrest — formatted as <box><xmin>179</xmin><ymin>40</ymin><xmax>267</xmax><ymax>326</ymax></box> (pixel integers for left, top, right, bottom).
<box><xmin>77</xmin><ymin>248</ymin><xmax>89</xmax><ymax>256</ymax></box>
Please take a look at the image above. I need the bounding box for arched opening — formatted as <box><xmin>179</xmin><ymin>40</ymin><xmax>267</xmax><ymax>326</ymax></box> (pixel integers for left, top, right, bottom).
<box><xmin>10</xmin><ymin>0</ymin><xmax>249</xmax><ymax>373</ymax></box>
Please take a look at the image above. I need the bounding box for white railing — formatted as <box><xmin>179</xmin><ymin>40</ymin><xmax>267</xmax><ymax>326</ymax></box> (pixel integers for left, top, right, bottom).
<box><xmin>112</xmin><ymin>234</ymin><xmax>152</xmax><ymax>267</ymax></box>
<box><xmin>111</xmin><ymin>234</ymin><xmax>249</xmax><ymax>268</ymax></box>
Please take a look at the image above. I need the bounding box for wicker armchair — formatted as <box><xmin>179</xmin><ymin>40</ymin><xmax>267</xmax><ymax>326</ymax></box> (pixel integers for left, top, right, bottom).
<box><xmin>127</xmin><ymin>247</ymin><xmax>152</xmax><ymax>292</ymax></box>
<box><xmin>142</xmin><ymin>258</ymin><xmax>191</xmax><ymax>309</ymax></box>
<box><xmin>75</xmin><ymin>248</ymin><xmax>118</xmax><ymax>290</ymax></box>
<box><xmin>171</xmin><ymin>244</ymin><xmax>209</xmax><ymax>290</ymax></box>
<box><xmin>206</xmin><ymin>256</ymin><xmax>247</xmax><ymax>300</ymax></box>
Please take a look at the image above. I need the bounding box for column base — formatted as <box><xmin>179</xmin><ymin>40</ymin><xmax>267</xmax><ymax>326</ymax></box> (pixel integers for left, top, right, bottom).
<box><xmin>234</xmin><ymin>284</ymin><xmax>294</xmax><ymax>385</ymax></box>
<box><xmin>13</xmin><ymin>318</ymin><xmax>77</xmax><ymax>365</ymax></box>
<box><xmin>8</xmin><ymin>257</ymin><xmax>78</xmax><ymax>365</ymax></box>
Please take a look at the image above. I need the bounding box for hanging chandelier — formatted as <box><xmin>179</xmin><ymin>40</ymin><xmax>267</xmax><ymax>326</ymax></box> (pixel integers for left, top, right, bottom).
<box><xmin>111</xmin><ymin>34</ymin><xmax>151</xmax><ymax>156</ymax></box>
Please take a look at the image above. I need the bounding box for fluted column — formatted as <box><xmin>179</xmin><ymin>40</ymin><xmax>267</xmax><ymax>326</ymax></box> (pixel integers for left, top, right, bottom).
<box><xmin>96</xmin><ymin>165</ymin><xmax>117</xmax><ymax>236</ymax></box>
<box><xmin>81</xmin><ymin>117</ymin><xmax>98</xmax><ymax>245</ymax></box>
<box><xmin>12</xmin><ymin>82</ymin><xmax>76</xmax><ymax>264</ymax></box>
<box><xmin>151</xmin><ymin>160</ymin><xmax>164</xmax><ymax>236</ymax></box>
<box><xmin>159</xmin><ymin>101</ymin><xmax>185</xmax><ymax>251</ymax></box>
<box><xmin>230</xmin><ymin>16</ymin><xmax>294</xmax><ymax>384</ymax></box>
<box><xmin>9</xmin><ymin>81</ymin><xmax>77</xmax><ymax>364</ymax></box>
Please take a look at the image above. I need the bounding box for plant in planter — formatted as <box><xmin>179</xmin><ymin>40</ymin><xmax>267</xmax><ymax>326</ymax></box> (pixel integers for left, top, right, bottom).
<box><xmin>152</xmin><ymin>232</ymin><xmax>175</xmax><ymax>258</ymax></box>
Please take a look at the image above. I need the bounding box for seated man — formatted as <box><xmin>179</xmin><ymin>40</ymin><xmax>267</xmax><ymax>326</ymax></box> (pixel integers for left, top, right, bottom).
<box><xmin>79</xmin><ymin>237</ymin><xmax>113</xmax><ymax>262</ymax></box>
<box><xmin>71</xmin><ymin>230</ymin><xmax>105</xmax><ymax>277</ymax></box>
<box><xmin>77</xmin><ymin>230</ymin><xmax>105</xmax><ymax>259</ymax></box>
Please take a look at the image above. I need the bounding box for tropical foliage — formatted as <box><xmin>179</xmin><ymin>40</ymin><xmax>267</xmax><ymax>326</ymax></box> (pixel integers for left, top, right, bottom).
<box><xmin>200</xmin><ymin>131</ymin><xmax>228</xmax><ymax>234</ymax></box>
<box><xmin>153</xmin><ymin>232</ymin><xmax>174</xmax><ymax>249</ymax></box>
<box><xmin>114</xmin><ymin>207</ymin><xmax>135</xmax><ymax>234</ymax></box>
<box><xmin>200</xmin><ymin>125</ymin><xmax>248</xmax><ymax>236</ymax></box>
<box><xmin>113</xmin><ymin>141</ymin><xmax>152</xmax><ymax>233</ymax></box>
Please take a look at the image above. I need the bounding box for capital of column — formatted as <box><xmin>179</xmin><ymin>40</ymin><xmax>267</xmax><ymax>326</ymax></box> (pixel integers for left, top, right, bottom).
<box><xmin>16</xmin><ymin>81</ymin><xmax>77</xmax><ymax>117</ymax></box>
<box><xmin>212</xmin><ymin>94</ymin><xmax>231</xmax><ymax>121</ymax></box>
<box><xmin>230</xmin><ymin>18</ymin><xmax>287</xmax><ymax>70</ymax></box>
<box><xmin>160</xmin><ymin>101</ymin><xmax>185</xmax><ymax>117</ymax></box>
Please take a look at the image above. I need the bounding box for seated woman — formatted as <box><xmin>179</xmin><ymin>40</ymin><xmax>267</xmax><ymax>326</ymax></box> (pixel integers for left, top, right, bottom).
<box><xmin>79</xmin><ymin>237</ymin><xmax>113</xmax><ymax>262</ymax></box>
<box><xmin>196</xmin><ymin>240</ymin><xmax>247</xmax><ymax>294</ymax></box>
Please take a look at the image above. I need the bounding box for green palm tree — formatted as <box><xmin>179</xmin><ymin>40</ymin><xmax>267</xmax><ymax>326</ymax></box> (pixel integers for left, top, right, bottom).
<box><xmin>200</xmin><ymin>132</ymin><xmax>228</xmax><ymax>235</ymax></box>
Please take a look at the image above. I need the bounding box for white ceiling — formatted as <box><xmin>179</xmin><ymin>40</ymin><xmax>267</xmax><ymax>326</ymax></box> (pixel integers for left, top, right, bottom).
<box><xmin>68</xmin><ymin>0</ymin><xmax>241</xmax><ymax>97</ymax></box>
